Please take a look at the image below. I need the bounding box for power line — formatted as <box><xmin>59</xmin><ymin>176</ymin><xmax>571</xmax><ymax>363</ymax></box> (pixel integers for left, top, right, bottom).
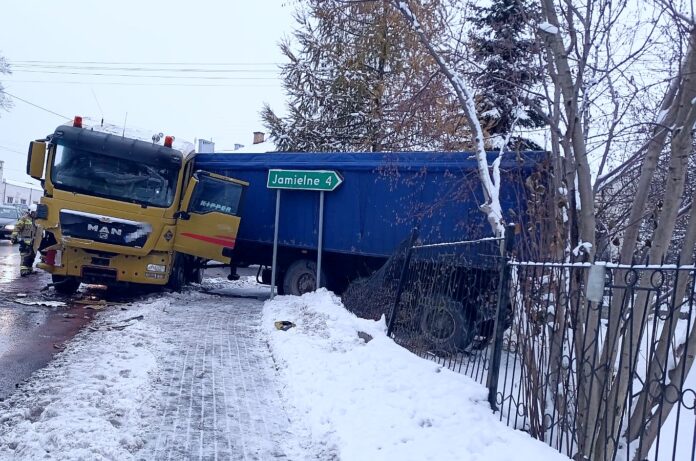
<box><xmin>10</xmin><ymin>60</ymin><xmax>282</xmax><ymax>66</ymax></box>
<box><xmin>7</xmin><ymin>79</ymin><xmax>280</xmax><ymax>88</ymax></box>
<box><xmin>0</xmin><ymin>89</ymin><xmax>70</xmax><ymax>120</ymax></box>
<box><xmin>12</xmin><ymin>69</ymin><xmax>280</xmax><ymax>80</ymax></box>
<box><xmin>0</xmin><ymin>145</ymin><xmax>25</xmax><ymax>155</ymax></box>
<box><xmin>11</xmin><ymin>64</ymin><xmax>281</xmax><ymax>73</ymax></box>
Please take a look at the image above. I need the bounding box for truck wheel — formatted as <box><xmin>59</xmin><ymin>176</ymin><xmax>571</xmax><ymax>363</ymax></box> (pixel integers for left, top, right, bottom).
<box><xmin>52</xmin><ymin>275</ymin><xmax>81</xmax><ymax>295</ymax></box>
<box><xmin>184</xmin><ymin>257</ymin><xmax>204</xmax><ymax>284</ymax></box>
<box><xmin>167</xmin><ymin>254</ymin><xmax>185</xmax><ymax>292</ymax></box>
<box><xmin>419</xmin><ymin>294</ymin><xmax>474</xmax><ymax>352</ymax></box>
<box><xmin>282</xmin><ymin>259</ymin><xmax>326</xmax><ymax>296</ymax></box>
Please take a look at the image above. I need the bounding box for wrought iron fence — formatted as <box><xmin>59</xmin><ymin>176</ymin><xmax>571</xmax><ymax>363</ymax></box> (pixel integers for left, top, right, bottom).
<box><xmin>344</xmin><ymin>230</ymin><xmax>696</xmax><ymax>461</ymax></box>
<box><xmin>500</xmin><ymin>261</ymin><xmax>696</xmax><ymax>461</ymax></box>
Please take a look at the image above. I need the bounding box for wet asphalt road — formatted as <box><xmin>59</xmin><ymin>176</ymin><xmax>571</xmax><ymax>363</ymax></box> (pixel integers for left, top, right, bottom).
<box><xmin>0</xmin><ymin>241</ymin><xmax>259</xmax><ymax>401</ymax></box>
<box><xmin>0</xmin><ymin>240</ymin><xmax>95</xmax><ymax>400</ymax></box>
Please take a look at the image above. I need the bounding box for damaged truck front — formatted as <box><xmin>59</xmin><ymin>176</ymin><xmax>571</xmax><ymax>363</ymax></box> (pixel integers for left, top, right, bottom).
<box><xmin>26</xmin><ymin>117</ymin><xmax>247</xmax><ymax>294</ymax></box>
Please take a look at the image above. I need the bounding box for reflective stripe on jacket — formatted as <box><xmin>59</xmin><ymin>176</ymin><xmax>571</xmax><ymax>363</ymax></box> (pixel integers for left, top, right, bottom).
<box><xmin>11</xmin><ymin>215</ymin><xmax>35</xmax><ymax>241</ymax></box>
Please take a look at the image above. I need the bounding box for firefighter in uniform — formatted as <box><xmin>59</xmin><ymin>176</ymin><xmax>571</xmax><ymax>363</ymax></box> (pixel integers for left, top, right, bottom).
<box><xmin>10</xmin><ymin>205</ymin><xmax>37</xmax><ymax>276</ymax></box>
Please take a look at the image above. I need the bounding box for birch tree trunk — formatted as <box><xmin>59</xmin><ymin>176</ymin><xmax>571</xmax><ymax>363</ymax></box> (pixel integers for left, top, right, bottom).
<box><xmin>391</xmin><ymin>0</ymin><xmax>504</xmax><ymax>237</ymax></box>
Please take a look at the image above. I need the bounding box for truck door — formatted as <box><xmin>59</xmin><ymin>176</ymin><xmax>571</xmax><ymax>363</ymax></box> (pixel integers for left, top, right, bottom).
<box><xmin>173</xmin><ymin>171</ymin><xmax>247</xmax><ymax>262</ymax></box>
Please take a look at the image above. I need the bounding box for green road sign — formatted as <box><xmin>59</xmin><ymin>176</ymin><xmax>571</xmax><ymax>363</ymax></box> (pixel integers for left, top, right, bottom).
<box><xmin>267</xmin><ymin>169</ymin><xmax>343</xmax><ymax>191</ymax></box>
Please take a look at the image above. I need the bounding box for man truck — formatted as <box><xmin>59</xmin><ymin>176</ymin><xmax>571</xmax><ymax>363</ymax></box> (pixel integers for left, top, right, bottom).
<box><xmin>26</xmin><ymin>117</ymin><xmax>247</xmax><ymax>294</ymax></box>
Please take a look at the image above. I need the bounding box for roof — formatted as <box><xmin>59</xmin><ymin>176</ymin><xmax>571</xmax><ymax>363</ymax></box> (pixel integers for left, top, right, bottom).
<box><xmin>227</xmin><ymin>140</ymin><xmax>277</xmax><ymax>154</ymax></box>
<box><xmin>3</xmin><ymin>178</ymin><xmax>42</xmax><ymax>191</ymax></box>
<box><xmin>53</xmin><ymin>125</ymin><xmax>184</xmax><ymax>168</ymax></box>
<box><xmin>63</xmin><ymin>117</ymin><xmax>195</xmax><ymax>158</ymax></box>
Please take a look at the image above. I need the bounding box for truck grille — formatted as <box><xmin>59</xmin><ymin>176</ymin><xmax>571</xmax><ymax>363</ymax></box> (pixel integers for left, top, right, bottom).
<box><xmin>81</xmin><ymin>266</ymin><xmax>118</xmax><ymax>283</ymax></box>
<box><xmin>59</xmin><ymin>210</ymin><xmax>151</xmax><ymax>248</ymax></box>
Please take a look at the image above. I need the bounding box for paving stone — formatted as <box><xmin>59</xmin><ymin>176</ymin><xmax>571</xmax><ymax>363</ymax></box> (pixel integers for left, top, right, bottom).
<box><xmin>141</xmin><ymin>294</ymin><xmax>306</xmax><ymax>461</ymax></box>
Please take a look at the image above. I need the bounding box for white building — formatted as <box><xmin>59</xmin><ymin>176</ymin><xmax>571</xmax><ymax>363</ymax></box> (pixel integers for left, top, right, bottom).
<box><xmin>0</xmin><ymin>160</ymin><xmax>43</xmax><ymax>206</ymax></box>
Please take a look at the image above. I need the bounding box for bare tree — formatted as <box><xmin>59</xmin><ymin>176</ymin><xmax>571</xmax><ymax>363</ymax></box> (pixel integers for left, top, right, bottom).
<box><xmin>391</xmin><ymin>0</ymin><xmax>507</xmax><ymax>236</ymax></box>
<box><xmin>0</xmin><ymin>54</ymin><xmax>12</xmax><ymax>115</ymax></box>
<box><xmin>529</xmin><ymin>2</ymin><xmax>696</xmax><ymax>459</ymax></box>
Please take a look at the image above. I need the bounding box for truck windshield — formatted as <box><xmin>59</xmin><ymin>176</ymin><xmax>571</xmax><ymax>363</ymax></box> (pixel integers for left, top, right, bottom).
<box><xmin>51</xmin><ymin>144</ymin><xmax>178</xmax><ymax>208</ymax></box>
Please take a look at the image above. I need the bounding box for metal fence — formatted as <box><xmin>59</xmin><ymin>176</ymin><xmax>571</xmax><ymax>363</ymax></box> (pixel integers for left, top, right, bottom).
<box><xmin>343</xmin><ymin>227</ymin><xmax>513</xmax><ymax>403</ymax></box>
<box><xmin>501</xmin><ymin>260</ymin><xmax>696</xmax><ymax>461</ymax></box>
<box><xmin>343</xmin><ymin>231</ymin><xmax>696</xmax><ymax>461</ymax></box>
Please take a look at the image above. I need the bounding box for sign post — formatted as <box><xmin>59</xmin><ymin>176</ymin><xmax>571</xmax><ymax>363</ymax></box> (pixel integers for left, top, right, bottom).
<box><xmin>317</xmin><ymin>190</ymin><xmax>324</xmax><ymax>287</ymax></box>
<box><xmin>270</xmin><ymin>189</ymin><xmax>281</xmax><ymax>299</ymax></box>
<box><xmin>267</xmin><ymin>169</ymin><xmax>343</xmax><ymax>298</ymax></box>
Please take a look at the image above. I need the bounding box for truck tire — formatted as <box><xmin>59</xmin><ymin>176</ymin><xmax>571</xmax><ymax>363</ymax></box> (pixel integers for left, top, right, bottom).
<box><xmin>419</xmin><ymin>294</ymin><xmax>474</xmax><ymax>352</ymax></box>
<box><xmin>185</xmin><ymin>257</ymin><xmax>204</xmax><ymax>284</ymax></box>
<box><xmin>282</xmin><ymin>259</ymin><xmax>326</xmax><ymax>296</ymax></box>
<box><xmin>52</xmin><ymin>275</ymin><xmax>81</xmax><ymax>296</ymax></box>
<box><xmin>167</xmin><ymin>254</ymin><xmax>185</xmax><ymax>292</ymax></box>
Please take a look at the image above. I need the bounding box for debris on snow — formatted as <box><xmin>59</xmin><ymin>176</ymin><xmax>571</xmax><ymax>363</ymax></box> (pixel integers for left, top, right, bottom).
<box><xmin>274</xmin><ymin>320</ymin><xmax>296</xmax><ymax>331</ymax></box>
<box><xmin>14</xmin><ymin>299</ymin><xmax>66</xmax><ymax>308</ymax></box>
<box><xmin>357</xmin><ymin>331</ymin><xmax>373</xmax><ymax>343</ymax></box>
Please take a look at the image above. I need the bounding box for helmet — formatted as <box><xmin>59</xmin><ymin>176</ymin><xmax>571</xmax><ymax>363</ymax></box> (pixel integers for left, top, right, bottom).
<box><xmin>28</xmin><ymin>204</ymin><xmax>38</xmax><ymax>213</ymax></box>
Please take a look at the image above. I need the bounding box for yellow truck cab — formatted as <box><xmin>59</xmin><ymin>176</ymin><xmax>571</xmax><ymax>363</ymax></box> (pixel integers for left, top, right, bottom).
<box><xmin>27</xmin><ymin>116</ymin><xmax>247</xmax><ymax>294</ymax></box>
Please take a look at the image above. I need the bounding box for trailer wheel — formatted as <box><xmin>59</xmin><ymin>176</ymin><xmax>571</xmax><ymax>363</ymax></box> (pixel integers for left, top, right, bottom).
<box><xmin>419</xmin><ymin>294</ymin><xmax>474</xmax><ymax>352</ymax></box>
<box><xmin>282</xmin><ymin>259</ymin><xmax>326</xmax><ymax>296</ymax></box>
<box><xmin>52</xmin><ymin>275</ymin><xmax>81</xmax><ymax>296</ymax></box>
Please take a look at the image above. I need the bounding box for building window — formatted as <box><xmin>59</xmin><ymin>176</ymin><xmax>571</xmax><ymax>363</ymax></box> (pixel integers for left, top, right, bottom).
<box><xmin>20</xmin><ymin>199</ymin><xmax>27</xmax><ymax>205</ymax></box>
<box><xmin>6</xmin><ymin>197</ymin><xmax>13</xmax><ymax>204</ymax></box>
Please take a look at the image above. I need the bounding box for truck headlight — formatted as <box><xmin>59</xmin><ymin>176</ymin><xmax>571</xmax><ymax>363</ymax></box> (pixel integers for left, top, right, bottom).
<box><xmin>146</xmin><ymin>264</ymin><xmax>167</xmax><ymax>273</ymax></box>
<box><xmin>4</xmin><ymin>224</ymin><xmax>14</xmax><ymax>231</ymax></box>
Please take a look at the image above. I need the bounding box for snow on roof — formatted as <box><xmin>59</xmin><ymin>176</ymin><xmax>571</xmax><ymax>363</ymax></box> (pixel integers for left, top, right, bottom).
<box><xmin>3</xmin><ymin>178</ymin><xmax>42</xmax><ymax>191</ymax></box>
<box><xmin>73</xmin><ymin>117</ymin><xmax>195</xmax><ymax>157</ymax></box>
<box><xmin>228</xmin><ymin>140</ymin><xmax>277</xmax><ymax>154</ymax></box>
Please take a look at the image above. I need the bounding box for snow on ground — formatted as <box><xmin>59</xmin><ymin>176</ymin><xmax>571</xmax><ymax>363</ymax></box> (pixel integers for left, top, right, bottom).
<box><xmin>263</xmin><ymin>289</ymin><xmax>569</xmax><ymax>461</ymax></box>
<box><xmin>0</xmin><ymin>278</ymin><xmax>569</xmax><ymax>461</ymax></box>
<box><xmin>0</xmin><ymin>297</ymin><xmax>167</xmax><ymax>460</ymax></box>
<box><xmin>0</xmin><ymin>288</ymin><xmax>317</xmax><ymax>460</ymax></box>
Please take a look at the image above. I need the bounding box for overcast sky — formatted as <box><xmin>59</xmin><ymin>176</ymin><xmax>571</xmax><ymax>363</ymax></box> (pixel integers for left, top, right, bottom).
<box><xmin>0</xmin><ymin>0</ymin><xmax>294</xmax><ymax>183</ymax></box>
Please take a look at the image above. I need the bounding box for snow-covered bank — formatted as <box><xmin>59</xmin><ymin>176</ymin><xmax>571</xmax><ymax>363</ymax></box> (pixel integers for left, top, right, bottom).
<box><xmin>263</xmin><ymin>289</ymin><xmax>569</xmax><ymax>461</ymax></box>
<box><xmin>0</xmin><ymin>297</ymin><xmax>169</xmax><ymax>460</ymax></box>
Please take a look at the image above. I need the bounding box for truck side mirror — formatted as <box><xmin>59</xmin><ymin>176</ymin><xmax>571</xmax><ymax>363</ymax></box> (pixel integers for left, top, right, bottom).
<box><xmin>26</xmin><ymin>141</ymin><xmax>47</xmax><ymax>180</ymax></box>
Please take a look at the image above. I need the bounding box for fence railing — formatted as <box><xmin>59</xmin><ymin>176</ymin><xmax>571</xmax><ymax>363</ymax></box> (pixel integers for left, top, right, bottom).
<box><xmin>343</xmin><ymin>231</ymin><xmax>696</xmax><ymax>461</ymax></box>
<box><xmin>343</xmin><ymin>227</ymin><xmax>512</xmax><ymax>400</ymax></box>
<box><xmin>501</xmin><ymin>260</ymin><xmax>696</xmax><ymax>461</ymax></box>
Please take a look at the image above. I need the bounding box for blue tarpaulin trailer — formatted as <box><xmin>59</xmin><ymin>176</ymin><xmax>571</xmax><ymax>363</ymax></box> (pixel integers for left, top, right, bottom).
<box><xmin>194</xmin><ymin>151</ymin><xmax>547</xmax><ymax>294</ymax></box>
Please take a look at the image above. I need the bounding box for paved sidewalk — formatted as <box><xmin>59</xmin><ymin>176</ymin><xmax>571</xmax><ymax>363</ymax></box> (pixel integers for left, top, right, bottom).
<box><xmin>141</xmin><ymin>292</ymin><xmax>309</xmax><ymax>460</ymax></box>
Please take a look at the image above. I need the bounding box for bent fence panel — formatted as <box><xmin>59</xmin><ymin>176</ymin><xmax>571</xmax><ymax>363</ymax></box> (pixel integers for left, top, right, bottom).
<box><xmin>343</xmin><ymin>232</ymin><xmax>505</xmax><ymax>389</ymax></box>
<box><xmin>344</xmin><ymin>238</ymin><xmax>696</xmax><ymax>460</ymax></box>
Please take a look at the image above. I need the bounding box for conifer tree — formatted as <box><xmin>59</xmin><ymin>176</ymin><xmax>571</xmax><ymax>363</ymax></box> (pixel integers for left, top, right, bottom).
<box><xmin>263</xmin><ymin>0</ymin><xmax>467</xmax><ymax>152</ymax></box>
<box><xmin>468</xmin><ymin>0</ymin><xmax>545</xmax><ymax>145</ymax></box>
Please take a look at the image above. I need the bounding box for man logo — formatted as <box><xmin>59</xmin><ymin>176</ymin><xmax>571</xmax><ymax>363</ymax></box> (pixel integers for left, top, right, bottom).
<box><xmin>87</xmin><ymin>224</ymin><xmax>122</xmax><ymax>240</ymax></box>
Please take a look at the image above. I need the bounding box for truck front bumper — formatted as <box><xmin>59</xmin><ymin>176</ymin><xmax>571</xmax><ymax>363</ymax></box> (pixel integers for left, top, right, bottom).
<box><xmin>38</xmin><ymin>247</ymin><xmax>174</xmax><ymax>286</ymax></box>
